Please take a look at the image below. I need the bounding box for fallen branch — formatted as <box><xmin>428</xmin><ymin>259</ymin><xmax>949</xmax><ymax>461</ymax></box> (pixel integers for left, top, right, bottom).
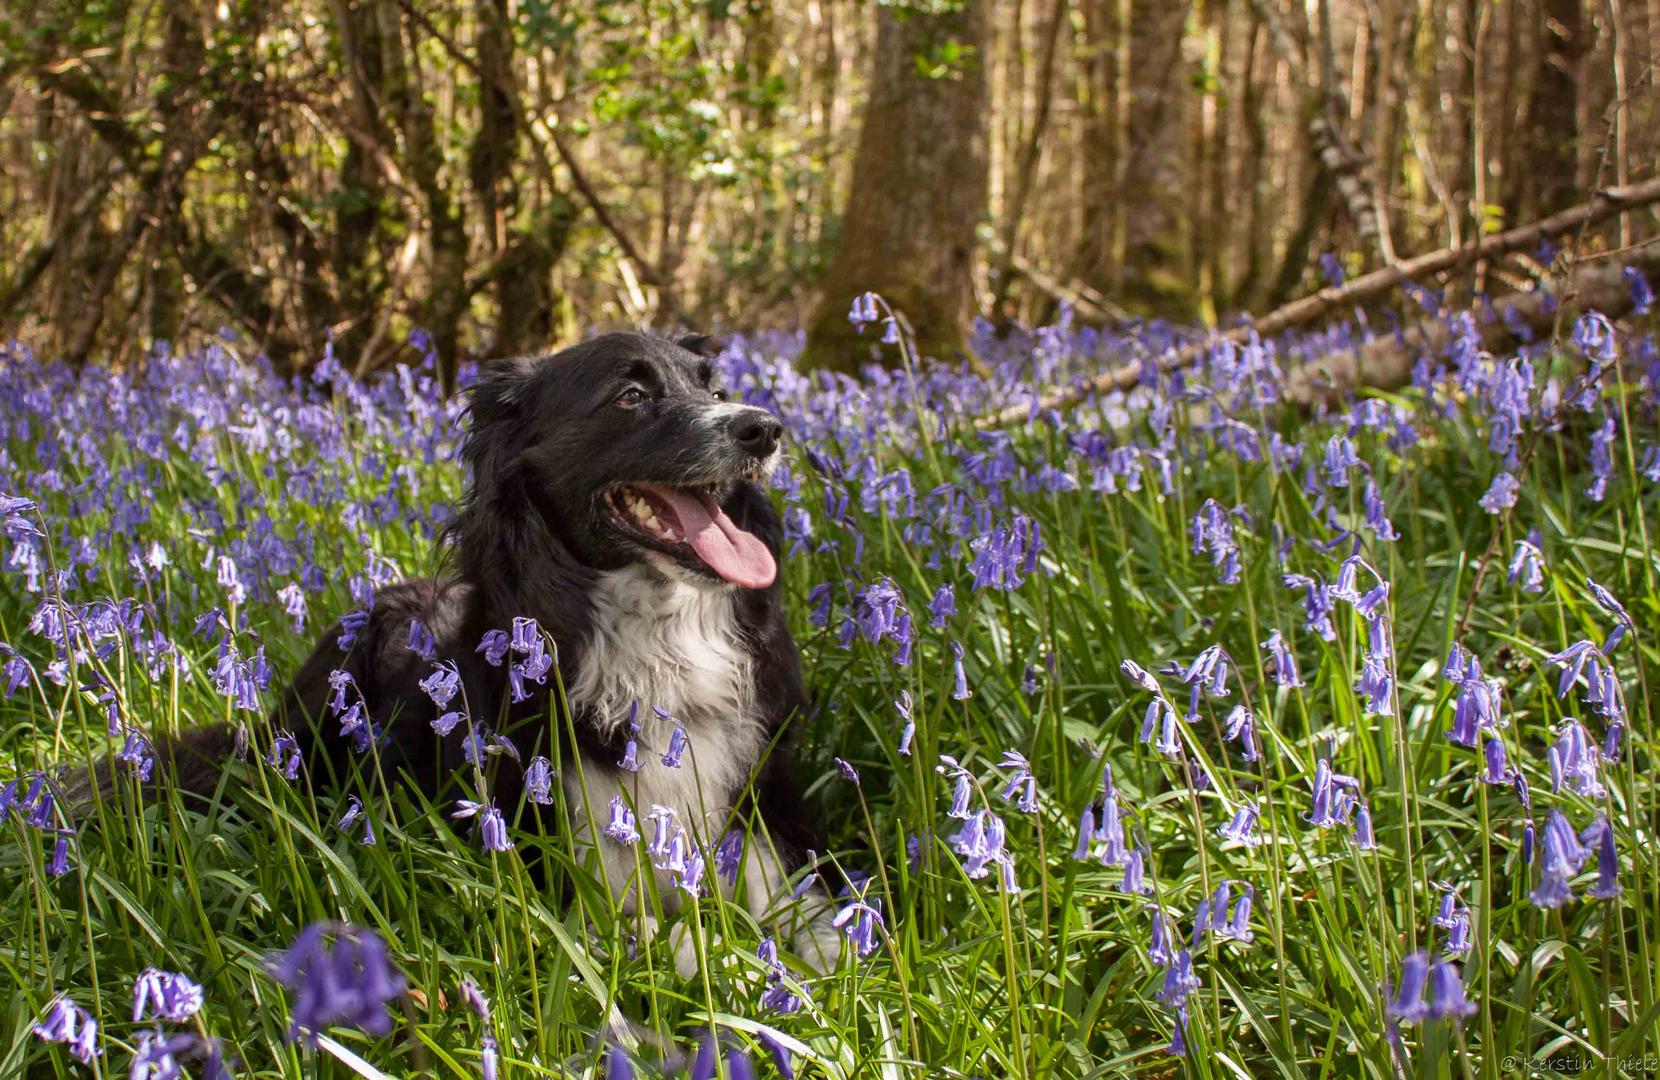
<box><xmin>985</xmin><ymin>178</ymin><xmax>1660</xmax><ymax>427</ymax></box>
<box><xmin>1286</xmin><ymin>241</ymin><xmax>1660</xmax><ymax>404</ymax></box>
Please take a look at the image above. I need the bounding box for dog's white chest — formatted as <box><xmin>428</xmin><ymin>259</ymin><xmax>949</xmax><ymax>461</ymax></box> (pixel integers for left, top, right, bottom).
<box><xmin>566</xmin><ymin>566</ymin><xmax>764</xmax><ymax>827</ymax></box>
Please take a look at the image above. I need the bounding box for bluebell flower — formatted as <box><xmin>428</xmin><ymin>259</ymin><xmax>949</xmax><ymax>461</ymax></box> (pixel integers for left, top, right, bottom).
<box><xmin>32</xmin><ymin>994</ymin><xmax>99</xmax><ymax>1063</ymax></box>
<box><xmin>1507</xmin><ymin>538</ymin><xmax>1546</xmax><ymax>593</ymax></box>
<box><xmin>432</xmin><ymin>710</ymin><xmax>465</xmax><ymax>736</ymax></box>
<box><xmin>806</xmin><ymin>583</ymin><xmax>832</xmax><ymax>627</ymax></box>
<box><xmin>1282</xmin><ymin>574</ymin><xmax>1338</xmax><ymax>640</ymax></box>
<box><xmin>1479</xmin><ymin>471</ymin><xmax>1519</xmax><ymax>513</ymax></box>
<box><xmin>1427</xmin><ymin>960</ymin><xmax>1476</xmax><ymax>1020</ymax></box>
<box><xmin>1481</xmin><ymin>737</ymin><xmax>1511</xmax><ymax>785</ymax></box>
<box><xmin>606</xmin><ymin>1044</ymin><xmax>636</xmax><ymax>1080</ymax></box>
<box><xmin>476</xmin><ymin>629</ymin><xmax>510</xmax><ymax>667</ymax></box>
<box><xmin>1362</xmin><ymin>479</ymin><xmax>1399</xmax><ymax>541</ymax></box>
<box><xmin>1071</xmin><ymin>804</ymin><xmax>1096</xmax><ymax>860</ymax></box>
<box><xmin>132</xmin><ymin>968</ymin><xmax>204</xmax><ymax>1023</ymax></box>
<box><xmin>523</xmin><ymin>756</ymin><xmax>554</xmax><ymax>805</ymax></box>
<box><xmin>617</xmin><ymin>739</ymin><xmax>641</xmax><ymax>772</ymax></box>
<box><xmin>330</xmin><ymin>608</ymin><xmax>368</xmax><ymax>651</ymax></box>
<box><xmin>336</xmin><ymin>795</ymin><xmax>375</xmax><ymax>845</ymax></box>
<box><xmin>1119</xmin><ymin>658</ymin><xmax>1161</xmax><ymax>695</ymax></box>
<box><xmin>266</xmin><ymin>922</ymin><xmax>406</xmax><ymax>1043</ymax></box>
<box><xmin>1218</xmin><ymin>802</ymin><xmax>1261</xmax><ymax>847</ymax></box>
<box><xmin>661</xmin><ymin>726</ymin><xmax>689</xmax><ymax>769</ymax></box>
<box><xmin>130</xmin><ymin>1028</ymin><xmax>199</xmax><ymax>1079</ymax></box>
<box><xmin>1147</xmin><ymin>907</ymin><xmax>1176</xmax><ymax>966</ymax></box>
<box><xmin>1571</xmin><ymin>311</ymin><xmax>1616</xmax><ymax>363</ymax></box>
<box><xmin>831</xmin><ymin>897</ymin><xmax>884</xmax><ymax>958</ymax></box>
<box><xmin>949</xmin><ymin>641</ymin><xmax>970</xmax><ymax>700</ymax></box>
<box><xmin>1156</xmin><ymin>950</ymin><xmax>1200</xmax><ymax>1010</ymax></box>
<box><xmin>603</xmin><ymin>796</ymin><xmax>639</xmax><ymax>844</ymax></box>
<box><xmin>1547</xmin><ymin>721</ymin><xmax>1605</xmax><ymax>798</ymax></box>
<box><xmin>1223</xmin><ymin>704</ymin><xmax>1259</xmax><ymax>762</ymax></box>
<box><xmin>268</xmin><ymin>731</ymin><xmax>302</xmax><ymax>780</ymax></box>
<box><xmin>939</xmin><ymin>756</ymin><xmax>974</xmax><ymax>818</ymax></box>
<box><xmin>481</xmin><ymin>1033</ymin><xmax>500</xmax><ymax>1080</ymax></box>
<box><xmin>407</xmin><ymin>619</ymin><xmax>437</xmax><ymax>661</ymax></box>
<box><xmin>1351</xmin><ymin>803</ymin><xmax>1377</xmax><ymax>849</ymax></box>
<box><xmin>47</xmin><ymin>830</ymin><xmax>73</xmax><ymax>877</ymax></box>
<box><xmin>1589</xmin><ymin>816</ymin><xmax>1621</xmax><ymax>900</ymax></box>
<box><xmin>453</xmin><ymin>800</ymin><xmax>513</xmax><ymax>852</ymax></box>
<box><xmin>1120</xmin><ymin>847</ymin><xmax>1151</xmax><ymax>895</ymax></box>
<box><xmin>997</xmin><ymin>751</ymin><xmax>1038</xmax><ymax>812</ymax></box>
<box><xmin>1625</xmin><ymin>266</ymin><xmax>1654</xmax><ymax>313</ymax></box>
<box><xmin>1215</xmin><ymin>884</ymin><xmax>1254</xmax><ymax>944</ymax></box>
<box><xmin>1386</xmin><ymin>952</ymin><xmax>1430</xmax><ymax>1022</ymax></box>
<box><xmin>418</xmin><ymin>662</ymin><xmax>460</xmax><ymax>709</ymax></box>
<box><xmin>714</xmin><ymin>830</ymin><xmax>744</xmax><ymax>887</ymax></box>
<box><xmin>1261</xmin><ymin>629</ymin><xmax>1302</xmax><ymax>688</ymax></box>
<box><xmin>928</xmin><ymin>583</ymin><xmax>955</xmax><ymax>628</ymax></box>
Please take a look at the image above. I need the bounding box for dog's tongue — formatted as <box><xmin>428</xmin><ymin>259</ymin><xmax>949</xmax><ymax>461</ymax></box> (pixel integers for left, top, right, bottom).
<box><xmin>646</xmin><ymin>484</ymin><xmax>777</xmax><ymax>589</ymax></box>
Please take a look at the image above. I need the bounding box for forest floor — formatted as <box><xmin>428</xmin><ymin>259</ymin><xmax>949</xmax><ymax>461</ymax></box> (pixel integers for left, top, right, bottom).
<box><xmin>2</xmin><ymin>299</ymin><xmax>1658</xmax><ymax>1077</ymax></box>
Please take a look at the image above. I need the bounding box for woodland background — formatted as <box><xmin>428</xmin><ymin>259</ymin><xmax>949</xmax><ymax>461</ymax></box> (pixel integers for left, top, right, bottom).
<box><xmin>0</xmin><ymin>0</ymin><xmax>1655</xmax><ymax>379</ymax></box>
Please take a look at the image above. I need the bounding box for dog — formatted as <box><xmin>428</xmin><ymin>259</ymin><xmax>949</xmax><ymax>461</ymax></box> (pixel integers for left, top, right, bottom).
<box><xmin>158</xmin><ymin>331</ymin><xmax>836</xmax><ymax>969</ymax></box>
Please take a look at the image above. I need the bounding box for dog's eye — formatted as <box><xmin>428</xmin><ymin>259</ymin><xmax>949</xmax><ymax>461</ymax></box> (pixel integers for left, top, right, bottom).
<box><xmin>711</xmin><ymin>388</ymin><xmax>728</xmax><ymax>401</ymax></box>
<box><xmin>615</xmin><ymin>387</ymin><xmax>646</xmax><ymax>409</ymax></box>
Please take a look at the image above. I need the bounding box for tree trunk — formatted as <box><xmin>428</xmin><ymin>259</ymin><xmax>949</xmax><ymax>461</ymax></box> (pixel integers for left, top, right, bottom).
<box><xmin>1524</xmin><ymin>0</ymin><xmax>1586</xmax><ymax>218</ymax></box>
<box><xmin>801</xmin><ymin>2</ymin><xmax>989</xmax><ymax>372</ymax></box>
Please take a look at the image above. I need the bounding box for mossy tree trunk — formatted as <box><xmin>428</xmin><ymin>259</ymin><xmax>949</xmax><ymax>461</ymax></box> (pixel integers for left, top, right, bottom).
<box><xmin>801</xmin><ymin>2</ymin><xmax>988</xmax><ymax>373</ymax></box>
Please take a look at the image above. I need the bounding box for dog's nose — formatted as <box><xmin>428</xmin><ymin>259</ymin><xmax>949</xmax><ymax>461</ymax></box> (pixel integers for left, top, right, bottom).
<box><xmin>729</xmin><ymin>410</ymin><xmax>783</xmax><ymax>458</ymax></box>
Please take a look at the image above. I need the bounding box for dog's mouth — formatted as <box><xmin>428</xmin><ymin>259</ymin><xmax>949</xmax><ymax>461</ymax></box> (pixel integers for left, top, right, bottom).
<box><xmin>604</xmin><ymin>481</ymin><xmax>777</xmax><ymax>589</ymax></box>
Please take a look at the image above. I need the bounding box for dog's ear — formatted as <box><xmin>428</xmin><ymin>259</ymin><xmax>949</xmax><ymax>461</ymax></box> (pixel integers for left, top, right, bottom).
<box><xmin>467</xmin><ymin>356</ymin><xmax>540</xmax><ymax>424</ymax></box>
<box><xmin>676</xmin><ymin>333</ymin><xmax>726</xmax><ymax>358</ymax></box>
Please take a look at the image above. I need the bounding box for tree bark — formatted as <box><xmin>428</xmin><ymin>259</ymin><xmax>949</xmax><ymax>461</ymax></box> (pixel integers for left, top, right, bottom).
<box><xmin>802</xmin><ymin>2</ymin><xmax>990</xmax><ymax>371</ymax></box>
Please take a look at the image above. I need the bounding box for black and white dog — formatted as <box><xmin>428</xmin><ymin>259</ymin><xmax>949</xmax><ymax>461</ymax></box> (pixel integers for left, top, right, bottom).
<box><xmin>169</xmin><ymin>331</ymin><xmax>833</xmax><ymax>967</ymax></box>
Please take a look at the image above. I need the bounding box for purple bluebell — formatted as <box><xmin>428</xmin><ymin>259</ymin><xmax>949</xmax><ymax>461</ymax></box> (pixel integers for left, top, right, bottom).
<box><xmin>1547</xmin><ymin>721</ymin><xmax>1605</xmax><ymax>798</ymax></box>
<box><xmin>1386</xmin><ymin>952</ymin><xmax>1430</xmax><ymax>1022</ymax></box>
<box><xmin>407</xmin><ymin>619</ymin><xmax>437</xmax><ymax>661</ymax></box>
<box><xmin>1219</xmin><ymin>802</ymin><xmax>1261</xmax><ymax>847</ymax></box>
<box><xmin>1479</xmin><ymin>471</ymin><xmax>1519</xmax><ymax>514</ymax></box>
<box><xmin>1223</xmin><ymin>704</ymin><xmax>1259</xmax><ymax>762</ymax></box>
<box><xmin>939</xmin><ymin>757</ymin><xmax>974</xmax><ymax>819</ymax></box>
<box><xmin>714</xmin><ymin>830</ymin><xmax>744</xmax><ymax>886</ymax></box>
<box><xmin>1427</xmin><ymin>960</ymin><xmax>1476</xmax><ymax>1020</ymax></box>
<box><xmin>32</xmin><ymin>994</ymin><xmax>99</xmax><ymax>1063</ymax></box>
<box><xmin>1508</xmin><ymin>538</ymin><xmax>1546</xmax><ymax>593</ymax></box>
<box><xmin>831</xmin><ymin>897</ymin><xmax>884</xmax><ymax>958</ymax></box>
<box><xmin>476</xmin><ymin>629</ymin><xmax>510</xmax><ymax>667</ymax></box>
<box><xmin>268</xmin><ymin>731</ymin><xmax>302</xmax><ymax>780</ymax></box>
<box><xmin>661</xmin><ymin>726</ymin><xmax>689</xmax><ymax>769</ymax></box>
<box><xmin>1588</xmin><ymin>816</ymin><xmax>1621</xmax><ymax>900</ymax></box>
<box><xmin>453</xmin><ymin>800</ymin><xmax>513</xmax><ymax>853</ymax></box>
<box><xmin>928</xmin><ymin>583</ymin><xmax>955</xmax><ymax>628</ymax></box>
<box><xmin>266</xmin><ymin>922</ymin><xmax>406</xmax><ymax>1042</ymax></box>
<box><xmin>1351</xmin><ymin>803</ymin><xmax>1377</xmax><ymax>849</ymax></box>
<box><xmin>997</xmin><ymin>750</ymin><xmax>1038</xmax><ymax>812</ymax></box>
<box><xmin>1120</xmin><ymin>847</ymin><xmax>1151</xmax><ymax>895</ymax></box>
<box><xmin>418</xmin><ymin>662</ymin><xmax>460</xmax><ymax>709</ymax></box>
<box><xmin>1625</xmin><ymin>266</ymin><xmax>1654</xmax><ymax>313</ymax></box>
<box><xmin>1262</xmin><ymin>629</ymin><xmax>1302</xmax><ymax>688</ymax></box>
<box><xmin>524</xmin><ymin>756</ymin><xmax>554</xmax><ymax>805</ymax></box>
<box><xmin>949</xmin><ymin>641</ymin><xmax>970</xmax><ymax>700</ymax></box>
<box><xmin>132</xmin><ymin>968</ymin><xmax>204</xmax><ymax>1023</ymax></box>
<box><xmin>1282</xmin><ymin>574</ymin><xmax>1338</xmax><ymax>640</ymax></box>
<box><xmin>603</xmin><ymin>796</ymin><xmax>639</xmax><ymax>844</ymax></box>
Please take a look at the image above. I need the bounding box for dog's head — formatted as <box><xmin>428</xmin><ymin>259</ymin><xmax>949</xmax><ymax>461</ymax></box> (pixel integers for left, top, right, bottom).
<box><xmin>458</xmin><ymin>332</ymin><xmax>783</xmax><ymax>589</ymax></box>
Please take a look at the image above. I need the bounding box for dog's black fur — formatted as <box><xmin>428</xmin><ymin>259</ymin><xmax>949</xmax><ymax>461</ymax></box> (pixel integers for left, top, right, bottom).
<box><xmin>161</xmin><ymin>332</ymin><xmax>819</xmax><ymax>867</ymax></box>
